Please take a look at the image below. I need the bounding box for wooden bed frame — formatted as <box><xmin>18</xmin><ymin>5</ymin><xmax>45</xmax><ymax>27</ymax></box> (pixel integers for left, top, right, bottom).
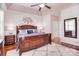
<box><xmin>16</xmin><ymin>25</ymin><xmax>51</xmax><ymax>56</ymax></box>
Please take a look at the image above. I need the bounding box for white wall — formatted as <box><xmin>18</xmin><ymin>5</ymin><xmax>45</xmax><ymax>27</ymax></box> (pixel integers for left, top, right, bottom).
<box><xmin>51</xmin><ymin>15</ymin><xmax>59</xmax><ymax>37</ymax></box>
<box><xmin>4</xmin><ymin>10</ymin><xmax>54</xmax><ymax>36</ymax></box>
<box><xmin>42</xmin><ymin>14</ymin><xmax>52</xmax><ymax>33</ymax></box>
<box><xmin>4</xmin><ymin>10</ymin><xmax>43</xmax><ymax>35</ymax></box>
<box><xmin>59</xmin><ymin>5</ymin><xmax>79</xmax><ymax>46</ymax></box>
<box><xmin>0</xmin><ymin>9</ymin><xmax>4</xmax><ymax>38</ymax></box>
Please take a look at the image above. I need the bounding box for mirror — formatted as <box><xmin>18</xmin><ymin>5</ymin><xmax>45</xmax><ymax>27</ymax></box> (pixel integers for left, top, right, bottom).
<box><xmin>64</xmin><ymin>17</ymin><xmax>77</xmax><ymax>38</ymax></box>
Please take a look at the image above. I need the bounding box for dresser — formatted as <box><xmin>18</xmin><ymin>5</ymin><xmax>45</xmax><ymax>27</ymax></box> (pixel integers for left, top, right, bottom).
<box><xmin>0</xmin><ymin>39</ymin><xmax>4</xmax><ymax>56</ymax></box>
<box><xmin>5</xmin><ymin>35</ymin><xmax>15</xmax><ymax>45</ymax></box>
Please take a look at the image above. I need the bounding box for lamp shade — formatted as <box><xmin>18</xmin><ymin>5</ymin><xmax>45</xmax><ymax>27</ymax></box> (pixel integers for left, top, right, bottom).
<box><xmin>38</xmin><ymin>26</ymin><xmax>43</xmax><ymax>30</ymax></box>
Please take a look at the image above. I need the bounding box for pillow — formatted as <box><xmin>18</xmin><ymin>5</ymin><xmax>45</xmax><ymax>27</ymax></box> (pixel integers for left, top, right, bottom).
<box><xmin>33</xmin><ymin>29</ymin><xmax>37</xmax><ymax>33</ymax></box>
<box><xmin>19</xmin><ymin>30</ymin><xmax>27</xmax><ymax>34</ymax></box>
<box><xmin>27</xmin><ymin>29</ymin><xmax>37</xmax><ymax>33</ymax></box>
<box><xmin>27</xmin><ymin>30</ymin><xmax>33</xmax><ymax>34</ymax></box>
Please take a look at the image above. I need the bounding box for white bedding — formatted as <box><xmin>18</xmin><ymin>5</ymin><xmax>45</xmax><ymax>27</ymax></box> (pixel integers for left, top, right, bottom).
<box><xmin>18</xmin><ymin>32</ymin><xmax>45</xmax><ymax>38</ymax></box>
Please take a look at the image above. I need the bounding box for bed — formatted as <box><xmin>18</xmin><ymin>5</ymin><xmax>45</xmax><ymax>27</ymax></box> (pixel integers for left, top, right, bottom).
<box><xmin>16</xmin><ymin>25</ymin><xmax>51</xmax><ymax>56</ymax></box>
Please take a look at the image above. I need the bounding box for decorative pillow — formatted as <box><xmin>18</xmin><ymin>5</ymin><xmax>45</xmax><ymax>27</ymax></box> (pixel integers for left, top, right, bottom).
<box><xmin>27</xmin><ymin>30</ymin><xmax>33</xmax><ymax>34</ymax></box>
<box><xmin>27</xmin><ymin>29</ymin><xmax>37</xmax><ymax>33</ymax></box>
<box><xmin>19</xmin><ymin>30</ymin><xmax>27</xmax><ymax>34</ymax></box>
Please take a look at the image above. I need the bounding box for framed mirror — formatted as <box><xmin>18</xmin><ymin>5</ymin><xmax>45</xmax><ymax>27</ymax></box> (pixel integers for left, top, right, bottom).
<box><xmin>64</xmin><ymin>17</ymin><xmax>77</xmax><ymax>38</ymax></box>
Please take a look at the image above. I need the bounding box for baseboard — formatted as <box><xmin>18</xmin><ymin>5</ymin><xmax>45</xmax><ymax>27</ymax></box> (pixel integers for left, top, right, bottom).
<box><xmin>61</xmin><ymin>42</ymin><xmax>79</xmax><ymax>50</ymax></box>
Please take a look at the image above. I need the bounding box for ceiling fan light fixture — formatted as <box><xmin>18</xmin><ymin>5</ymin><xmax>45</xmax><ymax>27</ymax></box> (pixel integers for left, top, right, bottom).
<box><xmin>39</xmin><ymin>4</ymin><xmax>45</xmax><ymax>8</ymax></box>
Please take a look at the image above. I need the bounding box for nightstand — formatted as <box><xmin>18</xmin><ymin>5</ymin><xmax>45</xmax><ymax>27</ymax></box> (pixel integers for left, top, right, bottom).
<box><xmin>5</xmin><ymin>35</ymin><xmax>15</xmax><ymax>46</ymax></box>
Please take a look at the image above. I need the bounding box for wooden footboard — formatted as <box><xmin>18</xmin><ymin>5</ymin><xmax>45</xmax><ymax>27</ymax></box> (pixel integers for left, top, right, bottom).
<box><xmin>19</xmin><ymin>33</ymin><xmax>51</xmax><ymax>56</ymax></box>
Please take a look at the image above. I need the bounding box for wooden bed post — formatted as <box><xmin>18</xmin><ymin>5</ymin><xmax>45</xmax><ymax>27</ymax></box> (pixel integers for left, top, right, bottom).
<box><xmin>49</xmin><ymin>33</ymin><xmax>52</xmax><ymax>44</ymax></box>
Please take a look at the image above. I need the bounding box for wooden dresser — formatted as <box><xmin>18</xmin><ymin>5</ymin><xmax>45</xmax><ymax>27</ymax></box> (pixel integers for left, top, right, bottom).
<box><xmin>5</xmin><ymin>35</ymin><xmax>15</xmax><ymax>45</ymax></box>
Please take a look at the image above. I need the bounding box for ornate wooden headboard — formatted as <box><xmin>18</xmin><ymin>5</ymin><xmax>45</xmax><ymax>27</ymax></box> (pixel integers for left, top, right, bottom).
<box><xmin>17</xmin><ymin>25</ymin><xmax>37</xmax><ymax>30</ymax></box>
<box><xmin>16</xmin><ymin>25</ymin><xmax>37</xmax><ymax>42</ymax></box>
<box><xmin>16</xmin><ymin>25</ymin><xmax>37</xmax><ymax>34</ymax></box>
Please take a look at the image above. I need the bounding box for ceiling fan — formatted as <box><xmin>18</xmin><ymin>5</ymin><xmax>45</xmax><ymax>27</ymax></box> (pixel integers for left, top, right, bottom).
<box><xmin>30</xmin><ymin>3</ymin><xmax>51</xmax><ymax>11</ymax></box>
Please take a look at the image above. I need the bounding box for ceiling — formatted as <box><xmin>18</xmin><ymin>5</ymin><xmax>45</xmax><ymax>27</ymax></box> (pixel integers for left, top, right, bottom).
<box><xmin>5</xmin><ymin>3</ymin><xmax>79</xmax><ymax>15</ymax></box>
<box><xmin>17</xmin><ymin>3</ymin><xmax>70</xmax><ymax>10</ymax></box>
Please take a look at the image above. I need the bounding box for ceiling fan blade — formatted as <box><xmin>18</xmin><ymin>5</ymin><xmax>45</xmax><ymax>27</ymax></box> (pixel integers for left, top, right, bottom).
<box><xmin>30</xmin><ymin>4</ymin><xmax>40</xmax><ymax>7</ymax></box>
<box><xmin>45</xmin><ymin>5</ymin><xmax>51</xmax><ymax>9</ymax></box>
<box><xmin>39</xmin><ymin>7</ymin><xmax>41</xmax><ymax>11</ymax></box>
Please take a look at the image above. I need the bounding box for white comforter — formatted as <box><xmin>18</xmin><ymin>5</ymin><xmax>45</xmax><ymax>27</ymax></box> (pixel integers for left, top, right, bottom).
<box><xmin>18</xmin><ymin>32</ymin><xmax>45</xmax><ymax>38</ymax></box>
